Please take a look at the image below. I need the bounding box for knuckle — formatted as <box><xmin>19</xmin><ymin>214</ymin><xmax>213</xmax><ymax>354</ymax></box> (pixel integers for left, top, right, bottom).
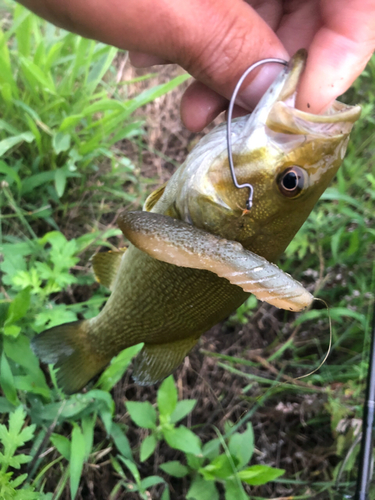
<box><xmin>181</xmin><ymin>8</ymin><xmax>271</xmax><ymax>96</ymax></box>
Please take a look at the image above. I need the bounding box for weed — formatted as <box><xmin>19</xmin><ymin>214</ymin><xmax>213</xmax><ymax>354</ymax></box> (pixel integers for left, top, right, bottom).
<box><xmin>0</xmin><ymin>406</ymin><xmax>51</xmax><ymax>499</ymax></box>
<box><xmin>126</xmin><ymin>376</ymin><xmax>284</xmax><ymax>500</ymax></box>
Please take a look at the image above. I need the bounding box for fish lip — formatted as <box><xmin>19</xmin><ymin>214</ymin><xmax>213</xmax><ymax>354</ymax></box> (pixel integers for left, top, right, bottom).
<box><xmin>265</xmin><ymin>49</ymin><xmax>361</xmax><ymax>136</ymax></box>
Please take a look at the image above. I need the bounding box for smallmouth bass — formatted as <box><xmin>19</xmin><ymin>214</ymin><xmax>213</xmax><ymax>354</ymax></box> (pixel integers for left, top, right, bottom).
<box><xmin>32</xmin><ymin>50</ymin><xmax>361</xmax><ymax>394</ymax></box>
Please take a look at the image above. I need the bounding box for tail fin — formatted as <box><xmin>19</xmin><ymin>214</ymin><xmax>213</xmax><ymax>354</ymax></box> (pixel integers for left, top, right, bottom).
<box><xmin>31</xmin><ymin>321</ymin><xmax>110</xmax><ymax>394</ymax></box>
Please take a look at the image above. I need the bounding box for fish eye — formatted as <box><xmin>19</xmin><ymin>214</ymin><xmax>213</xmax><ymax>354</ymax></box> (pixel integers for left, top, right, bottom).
<box><xmin>277</xmin><ymin>166</ymin><xmax>306</xmax><ymax>198</ymax></box>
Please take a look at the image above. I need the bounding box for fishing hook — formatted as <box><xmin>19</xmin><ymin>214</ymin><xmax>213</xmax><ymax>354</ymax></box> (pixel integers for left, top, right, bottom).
<box><xmin>227</xmin><ymin>57</ymin><xmax>288</xmax><ymax>210</ymax></box>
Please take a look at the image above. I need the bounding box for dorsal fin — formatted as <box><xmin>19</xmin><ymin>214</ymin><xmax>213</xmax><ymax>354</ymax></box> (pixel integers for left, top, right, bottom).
<box><xmin>143</xmin><ymin>182</ymin><xmax>168</xmax><ymax>212</ymax></box>
<box><xmin>91</xmin><ymin>248</ymin><xmax>126</xmax><ymax>290</ymax></box>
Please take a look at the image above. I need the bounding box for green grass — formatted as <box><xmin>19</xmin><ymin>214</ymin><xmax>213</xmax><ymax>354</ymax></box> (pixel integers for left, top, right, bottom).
<box><xmin>0</xmin><ymin>1</ymin><xmax>375</xmax><ymax>499</ymax></box>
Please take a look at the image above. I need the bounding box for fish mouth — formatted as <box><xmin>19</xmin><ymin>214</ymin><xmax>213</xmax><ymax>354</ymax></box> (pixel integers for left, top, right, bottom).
<box><xmin>263</xmin><ymin>49</ymin><xmax>361</xmax><ymax>136</ymax></box>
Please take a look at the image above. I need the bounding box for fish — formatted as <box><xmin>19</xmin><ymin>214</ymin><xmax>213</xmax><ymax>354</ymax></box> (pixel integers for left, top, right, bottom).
<box><xmin>31</xmin><ymin>50</ymin><xmax>361</xmax><ymax>394</ymax></box>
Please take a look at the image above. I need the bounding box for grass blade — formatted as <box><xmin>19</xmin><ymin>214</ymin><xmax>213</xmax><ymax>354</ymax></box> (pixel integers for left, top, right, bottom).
<box><xmin>70</xmin><ymin>423</ymin><xmax>86</xmax><ymax>499</ymax></box>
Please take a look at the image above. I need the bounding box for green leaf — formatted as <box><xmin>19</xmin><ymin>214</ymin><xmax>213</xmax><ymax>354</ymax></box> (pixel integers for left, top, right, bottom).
<box><xmin>21</xmin><ymin>171</ymin><xmax>55</xmax><ymax>195</ymax></box>
<box><xmin>82</xmin><ymin>99</ymin><xmax>126</xmax><ymax>116</ymax></box>
<box><xmin>125</xmin><ymin>401</ymin><xmax>157</xmax><ymax>429</ymax></box>
<box><xmin>0</xmin><ymin>406</ymin><xmax>35</xmax><ymax>471</ymax></box>
<box><xmin>321</xmin><ymin>187</ymin><xmax>362</xmax><ymax>208</ymax></box>
<box><xmin>0</xmin><ymin>132</ymin><xmax>34</xmax><ymax>157</ymax></box>
<box><xmin>140</xmin><ymin>475</ymin><xmax>165</xmax><ymax>490</ymax></box>
<box><xmin>157</xmin><ymin>376</ymin><xmax>177</xmax><ymax>418</ymax></box>
<box><xmin>159</xmin><ymin>461</ymin><xmax>189</xmax><ymax>478</ymax></box>
<box><xmin>202</xmin><ymin>439</ymin><xmax>220</xmax><ymax>461</ymax></box>
<box><xmin>0</xmin><ymin>119</ymin><xmax>20</xmax><ymax>135</ymax></box>
<box><xmin>110</xmin><ymin>423</ymin><xmax>132</xmax><ymax>460</ymax></box>
<box><xmin>53</xmin><ymin>132</ymin><xmax>71</xmax><ymax>154</ymax></box>
<box><xmin>0</xmin><ymin>160</ymin><xmax>22</xmax><ymax>191</ymax></box>
<box><xmin>59</xmin><ymin>114</ymin><xmax>84</xmax><ymax>132</ymax></box>
<box><xmin>97</xmin><ymin>344</ymin><xmax>143</xmax><ymax>392</ymax></box>
<box><xmin>99</xmin><ymin>408</ymin><xmax>113</xmax><ymax>435</ymax></box>
<box><xmin>5</xmin><ymin>287</ymin><xmax>31</xmax><ymax>326</ymax></box>
<box><xmin>3</xmin><ymin>335</ymin><xmax>46</xmax><ymax>381</ymax></box>
<box><xmin>163</xmin><ymin>426</ymin><xmax>201</xmax><ymax>455</ymax></box>
<box><xmin>54</xmin><ymin>168</ymin><xmax>67</xmax><ymax>198</ymax></box>
<box><xmin>37</xmin><ymin>390</ymin><xmax>113</xmax><ymax>422</ymax></box>
<box><xmin>224</xmin><ymin>479</ymin><xmax>248</xmax><ymax>500</ymax></box>
<box><xmin>161</xmin><ymin>486</ymin><xmax>170</xmax><ymax>500</ymax></box>
<box><xmin>125</xmin><ymin>74</ymin><xmax>190</xmax><ymax>117</ymax></box>
<box><xmin>228</xmin><ymin>424</ymin><xmax>254</xmax><ymax>468</ymax></box>
<box><xmin>70</xmin><ymin>424</ymin><xmax>86</xmax><ymax>499</ymax></box>
<box><xmin>140</xmin><ymin>434</ymin><xmax>157</xmax><ymax>462</ymax></box>
<box><xmin>0</xmin><ymin>304</ymin><xmax>9</xmax><ymax>326</ymax></box>
<box><xmin>237</xmin><ymin>465</ymin><xmax>285</xmax><ymax>485</ymax></box>
<box><xmin>186</xmin><ymin>476</ymin><xmax>219</xmax><ymax>500</ymax></box>
<box><xmin>0</xmin><ymin>397</ymin><xmax>16</xmax><ymax>413</ymax></box>
<box><xmin>0</xmin><ymin>352</ymin><xmax>19</xmax><ymax>406</ymax></box>
<box><xmin>295</xmin><ymin>307</ymin><xmax>366</xmax><ymax>328</ymax></box>
<box><xmin>86</xmin><ymin>47</ymin><xmax>117</xmax><ymax>92</ymax></box>
<box><xmin>186</xmin><ymin>453</ymin><xmax>204</xmax><ymax>470</ymax></box>
<box><xmin>50</xmin><ymin>433</ymin><xmax>71</xmax><ymax>460</ymax></box>
<box><xmin>81</xmin><ymin>414</ymin><xmax>95</xmax><ymax>460</ymax></box>
<box><xmin>15</xmin><ymin>8</ymin><xmax>32</xmax><ymax>57</ymax></box>
<box><xmin>201</xmin><ymin>454</ymin><xmax>234</xmax><ymax>480</ymax></box>
<box><xmin>20</xmin><ymin>56</ymin><xmax>56</xmax><ymax>92</ymax></box>
<box><xmin>14</xmin><ymin>375</ymin><xmax>50</xmax><ymax>398</ymax></box>
<box><xmin>118</xmin><ymin>456</ymin><xmax>141</xmax><ymax>485</ymax></box>
<box><xmin>170</xmin><ymin>399</ymin><xmax>197</xmax><ymax>423</ymax></box>
<box><xmin>3</xmin><ymin>325</ymin><xmax>21</xmax><ymax>337</ymax></box>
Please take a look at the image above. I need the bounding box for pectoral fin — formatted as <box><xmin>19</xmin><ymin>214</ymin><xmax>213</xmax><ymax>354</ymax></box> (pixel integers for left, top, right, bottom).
<box><xmin>132</xmin><ymin>336</ymin><xmax>199</xmax><ymax>386</ymax></box>
<box><xmin>91</xmin><ymin>248</ymin><xmax>126</xmax><ymax>290</ymax></box>
<box><xmin>118</xmin><ymin>211</ymin><xmax>313</xmax><ymax>312</ymax></box>
<box><xmin>143</xmin><ymin>182</ymin><xmax>167</xmax><ymax>212</ymax></box>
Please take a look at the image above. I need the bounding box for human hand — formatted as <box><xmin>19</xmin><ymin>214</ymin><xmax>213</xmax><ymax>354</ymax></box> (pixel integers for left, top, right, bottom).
<box><xmin>19</xmin><ymin>0</ymin><xmax>375</xmax><ymax>131</ymax></box>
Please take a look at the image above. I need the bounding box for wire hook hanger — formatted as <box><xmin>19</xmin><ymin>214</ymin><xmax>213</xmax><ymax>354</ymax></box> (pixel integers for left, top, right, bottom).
<box><xmin>226</xmin><ymin>58</ymin><xmax>288</xmax><ymax>210</ymax></box>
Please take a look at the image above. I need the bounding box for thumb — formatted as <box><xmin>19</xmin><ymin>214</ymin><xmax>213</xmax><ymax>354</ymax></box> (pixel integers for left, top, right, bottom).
<box><xmin>296</xmin><ymin>0</ymin><xmax>375</xmax><ymax>112</ymax></box>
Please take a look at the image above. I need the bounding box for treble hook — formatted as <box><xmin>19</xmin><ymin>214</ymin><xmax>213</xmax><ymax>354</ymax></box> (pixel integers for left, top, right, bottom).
<box><xmin>226</xmin><ymin>57</ymin><xmax>288</xmax><ymax>210</ymax></box>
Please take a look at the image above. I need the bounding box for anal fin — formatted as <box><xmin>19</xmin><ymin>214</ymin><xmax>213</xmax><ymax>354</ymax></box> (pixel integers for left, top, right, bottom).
<box><xmin>132</xmin><ymin>336</ymin><xmax>199</xmax><ymax>386</ymax></box>
<box><xmin>91</xmin><ymin>248</ymin><xmax>126</xmax><ymax>290</ymax></box>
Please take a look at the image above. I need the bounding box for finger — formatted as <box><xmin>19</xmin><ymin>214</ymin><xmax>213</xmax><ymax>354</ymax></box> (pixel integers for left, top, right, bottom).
<box><xmin>296</xmin><ymin>0</ymin><xmax>375</xmax><ymax>112</ymax></box>
<box><xmin>19</xmin><ymin>0</ymin><xmax>288</xmax><ymax>112</ymax></box>
<box><xmin>245</xmin><ymin>0</ymin><xmax>283</xmax><ymax>31</ymax></box>
<box><xmin>180</xmin><ymin>81</ymin><xmax>227</xmax><ymax>132</ymax></box>
<box><xmin>228</xmin><ymin>104</ymin><xmax>249</xmax><ymax>120</ymax></box>
<box><xmin>276</xmin><ymin>0</ymin><xmax>322</xmax><ymax>56</ymax></box>
<box><xmin>129</xmin><ymin>51</ymin><xmax>169</xmax><ymax>67</ymax></box>
<box><xmin>179</xmin><ymin>0</ymin><xmax>289</xmax><ymax>109</ymax></box>
<box><xmin>182</xmin><ymin>61</ymin><xmax>288</xmax><ymax>131</ymax></box>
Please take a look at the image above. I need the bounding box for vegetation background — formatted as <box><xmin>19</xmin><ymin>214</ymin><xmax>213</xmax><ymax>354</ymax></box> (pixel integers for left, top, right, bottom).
<box><xmin>0</xmin><ymin>2</ymin><xmax>374</xmax><ymax>499</ymax></box>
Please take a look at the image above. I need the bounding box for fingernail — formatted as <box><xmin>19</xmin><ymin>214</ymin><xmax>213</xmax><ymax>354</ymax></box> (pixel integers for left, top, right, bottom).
<box><xmin>235</xmin><ymin>63</ymin><xmax>286</xmax><ymax>110</ymax></box>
